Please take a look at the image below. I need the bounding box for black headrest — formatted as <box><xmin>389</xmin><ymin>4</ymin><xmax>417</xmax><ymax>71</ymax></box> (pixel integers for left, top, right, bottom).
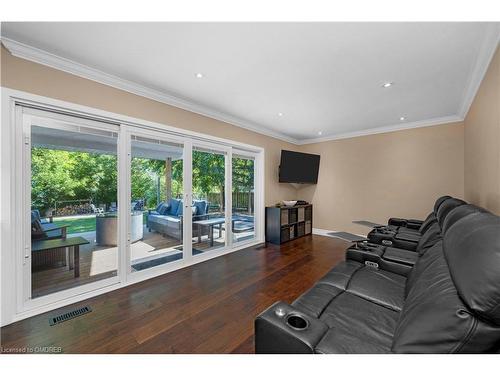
<box><xmin>444</xmin><ymin>212</ymin><xmax>500</xmax><ymax>325</ymax></box>
<box><xmin>436</xmin><ymin>198</ymin><xmax>466</xmax><ymax>226</ymax></box>
<box><xmin>434</xmin><ymin>195</ymin><xmax>452</xmax><ymax>212</ymax></box>
<box><xmin>441</xmin><ymin>204</ymin><xmax>489</xmax><ymax>234</ymax></box>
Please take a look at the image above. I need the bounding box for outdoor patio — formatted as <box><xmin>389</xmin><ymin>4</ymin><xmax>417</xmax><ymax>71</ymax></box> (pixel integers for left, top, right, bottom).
<box><xmin>29</xmin><ymin>125</ymin><xmax>255</xmax><ymax>298</ymax></box>
<box><xmin>32</xmin><ymin>214</ymin><xmax>254</xmax><ymax>297</ymax></box>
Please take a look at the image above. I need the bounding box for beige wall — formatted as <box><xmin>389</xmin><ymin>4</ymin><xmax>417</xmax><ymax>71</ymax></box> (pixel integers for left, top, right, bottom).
<box><xmin>464</xmin><ymin>46</ymin><xmax>500</xmax><ymax>215</ymax></box>
<box><xmin>299</xmin><ymin>122</ymin><xmax>465</xmax><ymax>235</ymax></box>
<box><xmin>2</xmin><ymin>45</ymin><xmax>469</xmax><ymax>235</ymax></box>
<box><xmin>1</xmin><ymin>46</ymin><xmax>299</xmax><ymax>206</ymax></box>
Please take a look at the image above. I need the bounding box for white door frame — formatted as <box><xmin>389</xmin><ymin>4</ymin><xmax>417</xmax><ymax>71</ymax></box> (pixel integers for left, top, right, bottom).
<box><xmin>191</xmin><ymin>139</ymin><xmax>233</xmax><ymax>255</ymax></box>
<box><xmin>122</xmin><ymin>125</ymin><xmax>195</xmax><ymax>283</ymax></box>
<box><xmin>1</xmin><ymin>87</ymin><xmax>265</xmax><ymax>326</ymax></box>
<box><xmin>19</xmin><ymin>109</ymin><xmax>123</xmax><ymax>313</ymax></box>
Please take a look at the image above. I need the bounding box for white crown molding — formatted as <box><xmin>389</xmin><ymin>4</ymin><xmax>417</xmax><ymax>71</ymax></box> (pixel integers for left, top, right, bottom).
<box><xmin>0</xmin><ymin>37</ymin><xmax>299</xmax><ymax>145</ymax></box>
<box><xmin>298</xmin><ymin>115</ymin><xmax>464</xmax><ymax>144</ymax></box>
<box><xmin>457</xmin><ymin>23</ymin><xmax>500</xmax><ymax>119</ymax></box>
<box><xmin>1</xmin><ymin>30</ymin><xmax>497</xmax><ymax>146</ymax></box>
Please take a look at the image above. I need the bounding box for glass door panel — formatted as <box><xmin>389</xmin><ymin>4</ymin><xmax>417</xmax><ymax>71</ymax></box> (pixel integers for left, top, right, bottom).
<box><xmin>232</xmin><ymin>154</ymin><xmax>256</xmax><ymax>243</ymax></box>
<box><xmin>130</xmin><ymin>135</ymin><xmax>184</xmax><ymax>272</ymax></box>
<box><xmin>192</xmin><ymin>146</ymin><xmax>227</xmax><ymax>255</ymax></box>
<box><xmin>29</xmin><ymin>124</ymin><xmax>119</xmax><ymax>298</ymax></box>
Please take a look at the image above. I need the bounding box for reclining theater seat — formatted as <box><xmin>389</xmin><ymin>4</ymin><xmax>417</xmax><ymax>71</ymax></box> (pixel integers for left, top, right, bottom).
<box><xmin>383</xmin><ymin>195</ymin><xmax>451</xmax><ymax>232</ymax></box>
<box><xmin>255</xmin><ymin>209</ymin><xmax>500</xmax><ymax>353</ymax></box>
<box><xmin>368</xmin><ymin>197</ymin><xmax>466</xmax><ymax>251</ymax></box>
<box><xmin>346</xmin><ymin>203</ymin><xmax>488</xmax><ymax>275</ymax></box>
<box><xmin>346</xmin><ymin>204</ymin><xmax>488</xmax><ymax>276</ymax></box>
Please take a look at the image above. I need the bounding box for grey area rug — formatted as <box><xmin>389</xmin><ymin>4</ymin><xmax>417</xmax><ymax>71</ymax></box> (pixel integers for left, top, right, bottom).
<box><xmin>327</xmin><ymin>231</ymin><xmax>367</xmax><ymax>242</ymax></box>
<box><xmin>352</xmin><ymin>220</ymin><xmax>383</xmax><ymax>228</ymax></box>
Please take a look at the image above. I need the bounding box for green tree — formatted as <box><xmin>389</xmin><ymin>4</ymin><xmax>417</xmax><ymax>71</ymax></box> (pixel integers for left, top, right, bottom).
<box><xmin>232</xmin><ymin>157</ymin><xmax>254</xmax><ymax>213</ymax></box>
<box><xmin>192</xmin><ymin>151</ymin><xmax>225</xmax><ymax>210</ymax></box>
<box><xmin>31</xmin><ymin>148</ymin><xmax>118</xmax><ymax>213</ymax></box>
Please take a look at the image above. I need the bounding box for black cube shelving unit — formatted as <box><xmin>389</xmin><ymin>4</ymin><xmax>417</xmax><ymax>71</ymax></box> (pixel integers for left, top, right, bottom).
<box><xmin>265</xmin><ymin>204</ymin><xmax>313</xmax><ymax>245</ymax></box>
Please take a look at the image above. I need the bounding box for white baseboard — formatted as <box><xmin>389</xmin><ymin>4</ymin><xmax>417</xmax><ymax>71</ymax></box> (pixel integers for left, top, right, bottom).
<box><xmin>312</xmin><ymin>228</ymin><xmax>332</xmax><ymax>236</ymax></box>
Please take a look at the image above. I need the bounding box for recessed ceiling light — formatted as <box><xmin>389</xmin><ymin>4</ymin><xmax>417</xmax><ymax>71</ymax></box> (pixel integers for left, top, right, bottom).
<box><xmin>195</xmin><ymin>73</ymin><xmax>204</xmax><ymax>78</ymax></box>
<box><xmin>277</xmin><ymin>112</ymin><xmax>283</xmax><ymax>117</ymax></box>
<box><xmin>382</xmin><ymin>82</ymin><xmax>393</xmax><ymax>88</ymax></box>
<box><xmin>400</xmin><ymin>116</ymin><xmax>406</xmax><ymax>121</ymax></box>
<box><xmin>318</xmin><ymin>131</ymin><xmax>323</xmax><ymax>136</ymax></box>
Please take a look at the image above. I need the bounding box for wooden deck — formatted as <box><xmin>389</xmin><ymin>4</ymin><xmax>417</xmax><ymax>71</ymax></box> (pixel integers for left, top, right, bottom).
<box><xmin>1</xmin><ymin>234</ymin><xmax>349</xmax><ymax>353</ymax></box>
<box><xmin>32</xmin><ymin>228</ymin><xmax>226</xmax><ymax>298</ymax></box>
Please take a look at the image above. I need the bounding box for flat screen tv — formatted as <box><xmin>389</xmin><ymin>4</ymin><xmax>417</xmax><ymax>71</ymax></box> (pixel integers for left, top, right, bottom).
<box><xmin>279</xmin><ymin>150</ymin><xmax>320</xmax><ymax>184</ymax></box>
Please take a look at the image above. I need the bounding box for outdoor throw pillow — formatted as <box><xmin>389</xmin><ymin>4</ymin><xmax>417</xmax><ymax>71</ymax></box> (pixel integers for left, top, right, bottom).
<box><xmin>155</xmin><ymin>202</ymin><xmax>164</xmax><ymax>213</ymax></box>
<box><xmin>158</xmin><ymin>204</ymin><xmax>169</xmax><ymax>215</ymax></box>
<box><xmin>176</xmin><ymin>200</ymin><xmax>184</xmax><ymax>216</ymax></box>
<box><xmin>193</xmin><ymin>200</ymin><xmax>208</xmax><ymax>216</ymax></box>
<box><xmin>168</xmin><ymin>199</ymin><xmax>180</xmax><ymax>216</ymax></box>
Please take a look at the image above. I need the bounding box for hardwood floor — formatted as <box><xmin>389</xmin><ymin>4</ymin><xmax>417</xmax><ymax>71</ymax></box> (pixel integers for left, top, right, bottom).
<box><xmin>1</xmin><ymin>235</ymin><xmax>349</xmax><ymax>354</ymax></box>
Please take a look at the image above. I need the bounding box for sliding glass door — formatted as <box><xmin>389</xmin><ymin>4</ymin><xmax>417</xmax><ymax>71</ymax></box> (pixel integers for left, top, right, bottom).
<box><xmin>17</xmin><ymin>103</ymin><xmax>262</xmax><ymax>316</ymax></box>
<box><xmin>129</xmin><ymin>133</ymin><xmax>185</xmax><ymax>272</ymax></box>
<box><xmin>232</xmin><ymin>153</ymin><xmax>256</xmax><ymax>243</ymax></box>
<box><xmin>191</xmin><ymin>145</ymin><xmax>229</xmax><ymax>255</ymax></box>
<box><xmin>25</xmin><ymin>111</ymin><xmax>121</xmax><ymax>301</ymax></box>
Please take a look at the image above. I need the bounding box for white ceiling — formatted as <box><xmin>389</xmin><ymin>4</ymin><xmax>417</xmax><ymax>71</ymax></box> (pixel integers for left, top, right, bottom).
<box><xmin>2</xmin><ymin>22</ymin><xmax>499</xmax><ymax>143</ymax></box>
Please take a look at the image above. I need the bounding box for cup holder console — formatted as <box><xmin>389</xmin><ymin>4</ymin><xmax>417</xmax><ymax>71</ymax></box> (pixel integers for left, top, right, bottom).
<box><xmin>256</xmin><ymin>302</ymin><xmax>330</xmax><ymax>353</ymax></box>
<box><xmin>286</xmin><ymin>314</ymin><xmax>309</xmax><ymax>330</ymax></box>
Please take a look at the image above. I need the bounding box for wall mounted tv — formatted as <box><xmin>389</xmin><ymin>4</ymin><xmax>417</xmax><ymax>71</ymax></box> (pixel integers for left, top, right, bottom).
<box><xmin>279</xmin><ymin>150</ymin><xmax>321</xmax><ymax>184</ymax></box>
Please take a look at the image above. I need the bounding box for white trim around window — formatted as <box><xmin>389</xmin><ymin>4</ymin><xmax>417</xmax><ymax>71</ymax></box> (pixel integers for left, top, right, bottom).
<box><xmin>0</xmin><ymin>87</ymin><xmax>265</xmax><ymax>326</ymax></box>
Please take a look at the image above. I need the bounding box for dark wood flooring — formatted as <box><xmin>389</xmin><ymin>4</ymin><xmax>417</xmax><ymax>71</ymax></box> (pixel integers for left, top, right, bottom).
<box><xmin>1</xmin><ymin>235</ymin><xmax>349</xmax><ymax>354</ymax></box>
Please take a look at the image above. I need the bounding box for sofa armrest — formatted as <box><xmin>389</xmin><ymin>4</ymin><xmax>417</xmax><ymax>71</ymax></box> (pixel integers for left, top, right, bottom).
<box><xmin>345</xmin><ymin>244</ymin><xmax>414</xmax><ymax>277</ymax></box>
<box><xmin>255</xmin><ymin>301</ymin><xmax>329</xmax><ymax>354</ymax></box>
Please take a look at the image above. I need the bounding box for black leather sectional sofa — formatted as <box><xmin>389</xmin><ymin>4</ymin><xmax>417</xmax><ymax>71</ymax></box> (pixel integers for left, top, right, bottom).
<box><xmin>255</xmin><ymin>196</ymin><xmax>500</xmax><ymax>353</ymax></box>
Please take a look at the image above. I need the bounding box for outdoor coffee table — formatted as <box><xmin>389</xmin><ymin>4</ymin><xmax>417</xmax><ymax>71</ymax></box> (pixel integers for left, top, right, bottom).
<box><xmin>195</xmin><ymin>217</ymin><xmax>226</xmax><ymax>246</ymax></box>
<box><xmin>31</xmin><ymin>236</ymin><xmax>89</xmax><ymax>278</ymax></box>
<box><xmin>195</xmin><ymin>216</ymin><xmax>255</xmax><ymax>246</ymax></box>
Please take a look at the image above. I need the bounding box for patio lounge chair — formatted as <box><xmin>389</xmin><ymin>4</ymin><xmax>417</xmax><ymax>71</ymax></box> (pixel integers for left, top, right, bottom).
<box><xmin>31</xmin><ymin>211</ymin><xmax>69</xmax><ymax>240</ymax></box>
<box><xmin>31</xmin><ymin>210</ymin><xmax>71</xmax><ymax>269</ymax></box>
<box><xmin>90</xmin><ymin>204</ymin><xmax>104</xmax><ymax>214</ymax></box>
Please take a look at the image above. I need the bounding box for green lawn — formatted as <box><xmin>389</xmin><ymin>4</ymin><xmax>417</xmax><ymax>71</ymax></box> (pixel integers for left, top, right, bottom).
<box><xmin>53</xmin><ymin>213</ymin><xmax>149</xmax><ymax>235</ymax></box>
<box><xmin>53</xmin><ymin>216</ymin><xmax>96</xmax><ymax>234</ymax></box>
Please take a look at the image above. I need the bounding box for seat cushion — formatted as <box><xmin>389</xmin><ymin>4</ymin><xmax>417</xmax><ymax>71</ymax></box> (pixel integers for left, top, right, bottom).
<box><xmin>315</xmin><ymin>292</ymin><xmax>398</xmax><ymax>353</ymax></box>
<box><xmin>394</xmin><ymin>231</ymin><xmax>420</xmax><ymax>243</ymax></box>
<box><xmin>397</xmin><ymin>226</ymin><xmax>420</xmax><ymax>235</ymax></box>
<box><xmin>148</xmin><ymin>214</ymin><xmax>181</xmax><ymax>225</ymax></box>
<box><xmin>292</xmin><ymin>283</ymin><xmax>344</xmax><ymax>318</ymax></box>
<box><xmin>346</xmin><ymin>266</ymin><xmax>406</xmax><ymax>311</ymax></box>
<box><xmin>383</xmin><ymin>247</ymin><xmax>418</xmax><ymax>266</ymax></box>
<box><xmin>316</xmin><ymin>261</ymin><xmax>363</xmax><ymax>290</ymax></box>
